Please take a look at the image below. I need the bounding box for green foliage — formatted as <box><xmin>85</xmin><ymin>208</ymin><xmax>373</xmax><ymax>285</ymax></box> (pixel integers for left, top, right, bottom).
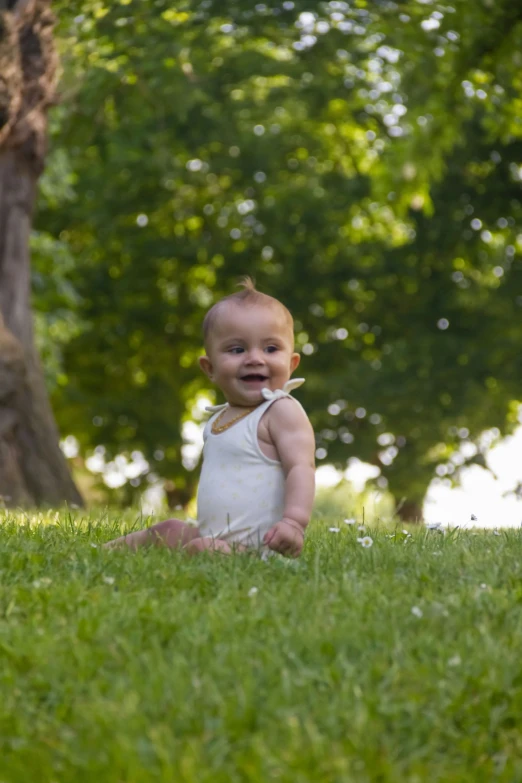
<box><xmin>31</xmin><ymin>231</ymin><xmax>85</xmax><ymax>391</ymax></box>
<box><xmin>2</xmin><ymin>510</ymin><xmax>522</xmax><ymax>780</ymax></box>
<box><xmin>33</xmin><ymin>1</ymin><xmax>522</xmax><ymax>508</ymax></box>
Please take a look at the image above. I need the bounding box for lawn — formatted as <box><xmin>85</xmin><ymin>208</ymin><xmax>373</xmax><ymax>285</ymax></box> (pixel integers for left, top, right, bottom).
<box><xmin>1</xmin><ymin>510</ymin><xmax>522</xmax><ymax>782</ymax></box>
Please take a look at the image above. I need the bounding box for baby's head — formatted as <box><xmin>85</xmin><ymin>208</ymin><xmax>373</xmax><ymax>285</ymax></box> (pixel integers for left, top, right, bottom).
<box><xmin>199</xmin><ymin>278</ymin><xmax>300</xmax><ymax>406</ymax></box>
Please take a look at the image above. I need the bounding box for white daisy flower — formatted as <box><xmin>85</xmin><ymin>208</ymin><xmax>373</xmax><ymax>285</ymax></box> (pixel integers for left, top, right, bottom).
<box><xmin>280</xmin><ymin>559</ymin><xmax>300</xmax><ymax>570</ymax></box>
<box><xmin>329</xmin><ymin>527</ymin><xmax>341</xmax><ymax>533</ymax></box>
<box><xmin>248</xmin><ymin>586</ymin><xmax>258</xmax><ymax>597</ymax></box>
<box><xmin>426</xmin><ymin>522</ymin><xmax>441</xmax><ymax>530</ymax></box>
<box><xmin>448</xmin><ymin>654</ymin><xmax>461</xmax><ymax>667</ymax></box>
<box><xmin>103</xmin><ymin>576</ymin><xmax>115</xmax><ymax>585</ymax></box>
<box><xmin>344</xmin><ymin>518</ymin><xmax>356</xmax><ymax>526</ymax></box>
<box><xmin>32</xmin><ymin>577</ymin><xmax>52</xmax><ymax>588</ymax></box>
<box><xmin>411</xmin><ymin>606</ymin><xmax>423</xmax><ymax>618</ymax></box>
<box><xmin>90</xmin><ymin>543</ymin><xmax>98</xmax><ymax>548</ymax></box>
<box><xmin>357</xmin><ymin>536</ymin><xmax>373</xmax><ymax>548</ymax></box>
<box><xmin>493</xmin><ymin>530</ymin><xmax>501</xmax><ymax>536</ymax></box>
<box><xmin>357</xmin><ymin>525</ymin><xmax>366</xmax><ymax>532</ymax></box>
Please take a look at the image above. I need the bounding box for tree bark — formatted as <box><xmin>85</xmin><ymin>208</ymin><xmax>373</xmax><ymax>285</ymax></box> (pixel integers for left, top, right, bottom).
<box><xmin>0</xmin><ymin>0</ymin><xmax>83</xmax><ymax>506</ymax></box>
<box><xmin>395</xmin><ymin>499</ymin><xmax>423</xmax><ymax>523</ymax></box>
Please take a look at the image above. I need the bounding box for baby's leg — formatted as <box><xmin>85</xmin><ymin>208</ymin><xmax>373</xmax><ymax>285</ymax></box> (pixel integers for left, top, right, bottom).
<box><xmin>104</xmin><ymin>518</ymin><xmax>200</xmax><ymax>551</ymax></box>
<box><xmin>183</xmin><ymin>536</ymin><xmax>248</xmax><ymax>556</ymax></box>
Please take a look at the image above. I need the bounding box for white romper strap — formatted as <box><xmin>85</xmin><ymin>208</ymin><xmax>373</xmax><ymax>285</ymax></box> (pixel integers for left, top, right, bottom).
<box><xmin>249</xmin><ymin>378</ymin><xmax>307</xmax><ymax>425</ymax></box>
<box><xmin>202</xmin><ymin>378</ymin><xmax>305</xmax><ymax>438</ymax></box>
<box><xmin>260</xmin><ymin>377</ymin><xmax>305</xmax><ymax>402</ymax></box>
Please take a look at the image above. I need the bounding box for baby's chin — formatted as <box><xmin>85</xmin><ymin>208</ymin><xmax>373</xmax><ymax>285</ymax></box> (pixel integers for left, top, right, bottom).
<box><xmin>229</xmin><ymin>394</ymin><xmax>264</xmax><ymax>407</ymax></box>
<box><xmin>225</xmin><ymin>378</ymin><xmax>292</xmax><ymax>406</ymax></box>
<box><xmin>227</xmin><ymin>388</ymin><xmax>267</xmax><ymax>406</ymax></box>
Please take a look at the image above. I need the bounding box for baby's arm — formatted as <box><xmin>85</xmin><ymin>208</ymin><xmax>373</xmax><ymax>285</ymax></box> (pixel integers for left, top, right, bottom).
<box><xmin>263</xmin><ymin>399</ymin><xmax>316</xmax><ymax>557</ymax></box>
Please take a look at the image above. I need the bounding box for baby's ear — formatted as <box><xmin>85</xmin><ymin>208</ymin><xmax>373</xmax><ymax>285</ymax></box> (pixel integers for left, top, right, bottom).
<box><xmin>290</xmin><ymin>352</ymin><xmax>301</xmax><ymax>373</ymax></box>
<box><xmin>199</xmin><ymin>355</ymin><xmax>213</xmax><ymax>379</ymax></box>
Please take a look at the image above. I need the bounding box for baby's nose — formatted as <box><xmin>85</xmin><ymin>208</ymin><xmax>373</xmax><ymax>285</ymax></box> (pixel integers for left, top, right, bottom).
<box><xmin>245</xmin><ymin>349</ymin><xmax>265</xmax><ymax>364</ymax></box>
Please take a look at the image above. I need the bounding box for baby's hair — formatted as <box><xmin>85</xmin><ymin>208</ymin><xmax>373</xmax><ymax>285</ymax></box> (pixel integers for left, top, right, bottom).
<box><xmin>202</xmin><ymin>276</ymin><xmax>294</xmax><ymax>347</ymax></box>
<box><xmin>233</xmin><ymin>275</ymin><xmax>264</xmax><ymax>300</ymax></box>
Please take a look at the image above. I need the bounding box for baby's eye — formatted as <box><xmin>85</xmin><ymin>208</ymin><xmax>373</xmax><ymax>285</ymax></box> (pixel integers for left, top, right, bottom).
<box><xmin>265</xmin><ymin>345</ymin><xmax>279</xmax><ymax>353</ymax></box>
<box><xmin>228</xmin><ymin>346</ymin><xmax>244</xmax><ymax>354</ymax></box>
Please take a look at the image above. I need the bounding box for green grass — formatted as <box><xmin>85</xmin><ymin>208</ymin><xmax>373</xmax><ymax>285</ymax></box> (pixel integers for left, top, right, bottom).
<box><xmin>1</xmin><ymin>510</ymin><xmax>522</xmax><ymax>782</ymax></box>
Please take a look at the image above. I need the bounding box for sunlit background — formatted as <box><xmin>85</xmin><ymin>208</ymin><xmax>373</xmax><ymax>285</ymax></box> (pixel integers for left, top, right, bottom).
<box><xmin>316</xmin><ymin>426</ymin><xmax>522</xmax><ymax>529</ymax></box>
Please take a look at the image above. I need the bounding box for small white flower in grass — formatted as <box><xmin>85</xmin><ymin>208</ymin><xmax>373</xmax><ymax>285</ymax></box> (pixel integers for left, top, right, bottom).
<box><xmin>357</xmin><ymin>536</ymin><xmax>373</xmax><ymax>548</ymax></box>
<box><xmin>103</xmin><ymin>576</ymin><xmax>115</xmax><ymax>585</ymax></box>
<box><xmin>411</xmin><ymin>606</ymin><xmax>423</xmax><ymax>618</ymax></box>
<box><xmin>344</xmin><ymin>518</ymin><xmax>356</xmax><ymax>526</ymax></box>
<box><xmin>33</xmin><ymin>577</ymin><xmax>52</xmax><ymax>588</ymax></box>
<box><xmin>426</xmin><ymin>522</ymin><xmax>441</xmax><ymax>530</ymax></box>
<box><xmin>480</xmin><ymin>583</ymin><xmax>487</xmax><ymax>589</ymax></box>
<box><xmin>90</xmin><ymin>543</ymin><xmax>98</xmax><ymax>548</ymax></box>
<box><xmin>329</xmin><ymin>527</ymin><xmax>341</xmax><ymax>533</ymax></box>
<box><xmin>248</xmin><ymin>587</ymin><xmax>258</xmax><ymax>597</ymax></box>
<box><xmin>357</xmin><ymin>525</ymin><xmax>366</xmax><ymax>532</ymax></box>
<box><xmin>432</xmin><ymin>551</ymin><xmax>442</xmax><ymax>556</ymax></box>
<box><xmin>280</xmin><ymin>559</ymin><xmax>300</xmax><ymax>570</ymax></box>
<box><xmin>448</xmin><ymin>654</ymin><xmax>461</xmax><ymax>667</ymax></box>
<box><xmin>493</xmin><ymin>530</ymin><xmax>501</xmax><ymax>536</ymax></box>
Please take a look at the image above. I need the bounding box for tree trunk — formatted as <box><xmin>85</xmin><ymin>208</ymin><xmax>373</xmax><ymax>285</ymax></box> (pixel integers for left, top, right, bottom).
<box><xmin>0</xmin><ymin>0</ymin><xmax>83</xmax><ymax>507</ymax></box>
<box><xmin>395</xmin><ymin>498</ymin><xmax>423</xmax><ymax>523</ymax></box>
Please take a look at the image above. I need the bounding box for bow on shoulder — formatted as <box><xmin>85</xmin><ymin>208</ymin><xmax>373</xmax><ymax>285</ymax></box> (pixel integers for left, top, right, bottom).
<box><xmin>260</xmin><ymin>377</ymin><xmax>305</xmax><ymax>400</ymax></box>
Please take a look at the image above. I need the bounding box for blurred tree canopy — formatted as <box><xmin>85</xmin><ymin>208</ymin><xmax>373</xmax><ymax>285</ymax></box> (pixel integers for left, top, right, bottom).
<box><xmin>34</xmin><ymin>0</ymin><xmax>522</xmax><ymax>516</ymax></box>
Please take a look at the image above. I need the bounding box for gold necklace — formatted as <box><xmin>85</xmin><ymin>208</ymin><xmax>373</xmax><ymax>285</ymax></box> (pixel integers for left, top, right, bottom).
<box><xmin>211</xmin><ymin>406</ymin><xmax>257</xmax><ymax>434</ymax></box>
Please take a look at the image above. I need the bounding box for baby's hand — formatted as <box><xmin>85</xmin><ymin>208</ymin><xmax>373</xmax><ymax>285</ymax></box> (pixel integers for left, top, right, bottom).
<box><xmin>263</xmin><ymin>518</ymin><xmax>304</xmax><ymax>558</ymax></box>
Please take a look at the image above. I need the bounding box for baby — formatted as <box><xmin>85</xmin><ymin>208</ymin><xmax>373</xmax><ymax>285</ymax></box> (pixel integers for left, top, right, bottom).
<box><xmin>106</xmin><ymin>278</ymin><xmax>316</xmax><ymax>558</ymax></box>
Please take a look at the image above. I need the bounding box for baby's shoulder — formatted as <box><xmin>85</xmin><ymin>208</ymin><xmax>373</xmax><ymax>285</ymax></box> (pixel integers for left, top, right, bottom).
<box><xmin>263</xmin><ymin>396</ymin><xmax>310</xmax><ymax>429</ymax></box>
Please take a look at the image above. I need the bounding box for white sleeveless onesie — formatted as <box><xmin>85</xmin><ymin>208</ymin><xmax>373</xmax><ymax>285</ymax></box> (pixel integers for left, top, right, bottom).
<box><xmin>196</xmin><ymin>379</ymin><xmax>306</xmax><ymax>550</ymax></box>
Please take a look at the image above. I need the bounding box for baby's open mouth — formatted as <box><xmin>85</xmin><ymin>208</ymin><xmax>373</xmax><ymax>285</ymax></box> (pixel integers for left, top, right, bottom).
<box><xmin>241</xmin><ymin>374</ymin><xmax>268</xmax><ymax>382</ymax></box>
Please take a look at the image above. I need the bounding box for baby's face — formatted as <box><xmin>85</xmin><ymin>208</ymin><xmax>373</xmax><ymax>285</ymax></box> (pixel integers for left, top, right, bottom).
<box><xmin>199</xmin><ymin>303</ymin><xmax>300</xmax><ymax>407</ymax></box>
